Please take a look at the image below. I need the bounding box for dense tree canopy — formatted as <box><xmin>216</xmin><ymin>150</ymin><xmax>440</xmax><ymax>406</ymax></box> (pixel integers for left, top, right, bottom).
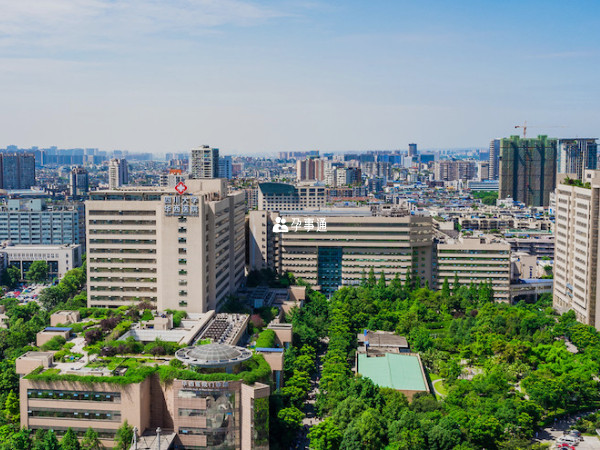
<box><xmin>287</xmin><ymin>273</ymin><xmax>600</xmax><ymax>450</ymax></box>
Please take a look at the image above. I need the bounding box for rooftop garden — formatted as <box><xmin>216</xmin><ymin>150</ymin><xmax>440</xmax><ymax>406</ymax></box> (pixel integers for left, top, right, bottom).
<box><xmin>25</xmin><ymin>352</ymin><xmax>271</xmax><ymax>386</ymax></box>
<box><xmin>563</xmin><ymin>176</ymin><xmax>591</xmax><ymax>189</ymax></box>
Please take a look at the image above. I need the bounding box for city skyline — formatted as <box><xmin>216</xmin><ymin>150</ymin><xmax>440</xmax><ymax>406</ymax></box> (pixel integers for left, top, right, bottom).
<box><xmin>1</xmin><ymin>0</ymin><xmax>599</xmax><ymax>154</ymax></box>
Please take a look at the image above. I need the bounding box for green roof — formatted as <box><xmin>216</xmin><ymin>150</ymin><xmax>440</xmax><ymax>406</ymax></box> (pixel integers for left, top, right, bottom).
<box><xmin>357</xmin><ymin>353</ymin><xmax>428</xmax><ymax>392</ymax></box>
<box><xmin>258</xmin><ymin>182</ymin><xmax>297</xmax><ymax>195</ymax></box>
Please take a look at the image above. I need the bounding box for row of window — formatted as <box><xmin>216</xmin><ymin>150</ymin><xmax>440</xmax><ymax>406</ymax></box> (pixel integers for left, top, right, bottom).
<box><xmin>27</xmin><ymin>389</ymin><xmax>120</xmax><ymax>402</ymax></box>
<box><xmin>28</xmin><ymin>408</ymin><xmax>121</xmax><ymax>421</ymax></box>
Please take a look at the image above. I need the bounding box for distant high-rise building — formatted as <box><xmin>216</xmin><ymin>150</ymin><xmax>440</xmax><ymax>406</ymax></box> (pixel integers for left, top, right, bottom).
<box><xmin>557</xmin><ymin>138</ymin><xmax>598</xmax><ymax>180</ymax></box>
<box><xmin>296</xmin><ymin>158</ymin><xmax>326</xmax><ymax>181</ymax></box>
<box><xmin>408</xmin><ymin>143</ymin><xmax>418</xmax><ymax>157</ymax></box>
<box><xmin>190</xmin><ymin>146</ymin><xmax>219</xmax><ymax>179</ymax></box>
<box><xmin>433</xmin><ymin>160</ymin><xmax>477</xmax><ymax>182</ymax></box>
<box><xmin>219</xmin><ymin>155</ymin><xmax>233</xmax><ymax>179</ymax></box>
<box><xmin>498</xmin><ymin>135</ymin><xmax>557</xmax><ymax>207</ymax></box>
<box><xmin>554</xmin><ymin>170</ymin><xmax>600</xmax><ymax>329</ymax></box>
<box><xmin>478</xmin><ymin>161</ymin><xmax>490</xmax><ymax>181</ymax></box>
<box><xmin>159</xmin><ymin>169</ymin><xmax>185</xmax><ymax>187</ymax></box>
<box><xmin>489</xmin><ymin>138</ymin><xmax>500</xmax><ymax>180</ymax></box>
<box><xmin>333</xmin><ymin>167</ymin><xmax>362</xmax><ymax>187</ymax></box>
<box><xmin>108</xmin><ymin>158</ymin><xmax>129</xmax><ymax>189</ymax></box>
<box><xmin>0</xmin><ymin>153</ymin><xmax>35</xmax><ymax>189</ymax></box>
<box><xmin>69</xmin><ymin>166</ymin><xmax>89</xmax><ymax>199</ymax></box>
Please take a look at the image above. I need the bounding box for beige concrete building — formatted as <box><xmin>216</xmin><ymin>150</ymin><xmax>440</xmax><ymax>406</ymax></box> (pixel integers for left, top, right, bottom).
<box><xmin>19</xmin><ymin>352</ymin><xmax>270</xmax><ymax>449</ymax></box>
<box><xmin>86</xmin><ymin>179</ymin><xmax>245</xmax><ymax>312</ymax></box>
<box><xmin>248</xmin><ymin>209</ymin><xmax>433</xmax><ymax>296</ymax></box>
<box><xmin>553</xmin><ymin>170</ymin><xmax>600</xmax><ymax>328</ymax></box>
<box><xmin>50</xmin><ymin>310</ymin><xmax>81</xmax><ymax>327</ymax></box>
<box><xmin>436</xmin><ymin>236</ymin><xmax>511</xmax><ymax>302</ymax></box>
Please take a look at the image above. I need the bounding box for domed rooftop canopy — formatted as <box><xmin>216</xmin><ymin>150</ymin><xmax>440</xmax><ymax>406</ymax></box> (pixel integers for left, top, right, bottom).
<box><xmin>175</xmin><ymin>343</ymin><xmax>252</xmax><ymax>369</ymax></box>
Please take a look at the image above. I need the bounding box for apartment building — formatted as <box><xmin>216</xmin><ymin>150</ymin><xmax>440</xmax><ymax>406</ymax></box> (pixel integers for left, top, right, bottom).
<box><xmin>436</xmin><ymin>236</ymin><xmax>511</xmax><ymax>302</ymax></box>
<box><xmin>296</xmin><ymin>158</ymin><xmax>326</xmax><ymax>181</ymax></box>
<box><xmin>108</xmin><ymin>158</ymin><xmax>128</xmax><ymax>189</ymax></box>
<box><xmin>557</xmin><ymin>138</ymin><xmax>598</xmax><ymax>180</ymax></box>
<box><xmin>554</xmin><ymin>170</ymin><xmax>600</xmax><ymax>328</ymax></box>
<box><xmin>0</xmin><ymin>153</ymin><xmax>35</xmax><ymax>189</ymax></box>
<box><xmin>433</xmin><ymin>160</ymin><xmax>477</xmax><ymax>182</ymax></box>
<box><xmin>190</xmin><ymin>146</ymin><xmax>219</xmax><ymax>179</ymax></box>
<box><xmin>248</xmin><ymin>209</ymin><xmax>433</xmax><ymax>295</ymax></box>
<box><xmin>86</xmin><ymin>179</ymin><xmax>245</xmax><ymax>312</ymax></box>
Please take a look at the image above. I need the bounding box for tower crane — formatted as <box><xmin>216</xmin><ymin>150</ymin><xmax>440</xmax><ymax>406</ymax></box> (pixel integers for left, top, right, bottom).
<box><xmin>514</xmin><ymin>121</ymin><xmax>567</xmax><ymax>138</ymax></box>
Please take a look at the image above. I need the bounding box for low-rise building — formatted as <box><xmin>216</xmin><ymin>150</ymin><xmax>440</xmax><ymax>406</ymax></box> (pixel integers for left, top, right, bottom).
<box><xmin>1</xmin><ymin>243</ymin><xmax>82</xmax><ymax>280</ymax></box>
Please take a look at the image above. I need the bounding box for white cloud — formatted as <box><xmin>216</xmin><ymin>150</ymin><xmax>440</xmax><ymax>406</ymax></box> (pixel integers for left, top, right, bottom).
<box><xmin>0</xmin><ymin>0</ymin><xmax>286</xmax><ymax>53</ymax></box>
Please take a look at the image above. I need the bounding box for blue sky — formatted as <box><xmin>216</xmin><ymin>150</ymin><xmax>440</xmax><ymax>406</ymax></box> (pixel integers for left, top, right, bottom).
<box><xmin>0</xmin><ymin>0</ymin><xmax>598</xmax><ymax>154</ymax></box>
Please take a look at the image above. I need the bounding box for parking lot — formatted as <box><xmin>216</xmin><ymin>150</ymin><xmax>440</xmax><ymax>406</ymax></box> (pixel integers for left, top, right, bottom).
<box><xmin>4</xmin><ymin>283</ymin><xmax>48</xmax><ymax>303</ymax></box>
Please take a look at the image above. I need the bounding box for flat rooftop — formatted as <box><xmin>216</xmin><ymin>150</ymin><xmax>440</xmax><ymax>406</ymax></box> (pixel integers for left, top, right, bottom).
<box><xmin>358</xmin><ymin>331</ymin><xmax>408</xmax><ymax>349</ymax></box>
<box><xmin>357</xmin><ymin>353</ymin><xmax>428</xmax><ymax>392</ymax></box>
<box><xmin>44</xmin><ymin>327</ymin><xmax>72</xmax><ymax>332</ymax></box>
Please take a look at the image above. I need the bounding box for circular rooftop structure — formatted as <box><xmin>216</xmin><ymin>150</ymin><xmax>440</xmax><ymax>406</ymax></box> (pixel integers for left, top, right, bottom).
<box><xmin>175</xmin><ymin>343</ymin><xmax>252</xmax><ymax>369</ymax></box>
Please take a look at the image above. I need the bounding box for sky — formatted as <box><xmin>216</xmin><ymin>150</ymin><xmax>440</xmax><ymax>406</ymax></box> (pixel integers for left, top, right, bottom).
<box><xmin>0</xmin><ymin>0</ymin><xmax>599</xmax><ymax>155</ymax></box>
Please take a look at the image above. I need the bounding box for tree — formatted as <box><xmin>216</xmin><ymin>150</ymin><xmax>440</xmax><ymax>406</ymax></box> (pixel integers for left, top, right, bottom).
<box><xmin>308</xmin><ymin>417</ymin><xmax>343</xmax><ymax>450</ymax></box>
<box><xmin>81</xmin><ymin>428</ymin><xmax>103</xmax><ymax>450</ymax></box>
<box><xmin>37</xmin><ymin>286</ymin><xmax>65</xmax><ymax>310</ymax></box>
<box><xmin>3</xmin><ymin>390</ymin><xmax>19</xmax><ymax>423</ymax></box>
<box><xmin>367</xmin><ymin>268</ymin><xmax>377</xmax><ymax>288</ymax></box>
<box><xmin>26</xmin><ymin>261</ymin><xmax>49</xmax><ymax>283</ymax></box>
<box><xmin>377</xmin><ymin>271</ymin><xmax>387</xmax><ymax>290</ymax></box>
<box><xmin>43</xmin><ymin>430</ymin><xmax>60</xmax><ymax>450</ymax></box>
<box><xmin>1</xmin><ymin>267</ymin><xmax>20</xmax><ymax>289</ymax></box>
<box><xmin>341</xmin><ymin>408</ymin><xmax>387</xmax><ymax>450</ymax></box>
<box><xmin>114</xmin><ymin>420</ymin><xmax>134</xmax><ymax>450</ymax></box>
<box><xmin>452</xmin><ymin>273</ymin><xmax>460</xmax><ymax>293</ymax></box>
<box><xmin>277</xmin><ymin>406</ymin><xmax>304</xmax><ymax>432</ymax></box>
<box><xmin>32</xmin><ymin>429</ymin><xmax>46</xmax><ymax>450</ymax></box>
<box><xmin>9</xmin><ymin>428</ymin><xmax>32</xmax><ymax>450</ymax></box>
<box><xmin>441</xmin><ymin>277</ymin><xmax>451</xmax><ymax>299</ymax></box>
<box><xmin>61</xmin><ymin>428</ymin><xmax>81</xmax><ymax>450</ymax></box>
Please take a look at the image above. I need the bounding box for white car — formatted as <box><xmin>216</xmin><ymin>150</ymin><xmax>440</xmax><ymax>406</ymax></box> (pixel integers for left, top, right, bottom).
<box><xmin>557</xmin><ymin>435</ymin><xmax>579</xmax><ymax>446</ymax></box>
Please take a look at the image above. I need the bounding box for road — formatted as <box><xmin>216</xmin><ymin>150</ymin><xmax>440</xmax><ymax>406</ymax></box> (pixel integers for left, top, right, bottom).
<box><xmin>534</xmin><ymin>413</ymin><xmax>600</xmax><ymax>449</ymax></box>
<box><xmin>294</xmin><ymin>338</ymin><xmax>328</xmax><ymax>449</ymax></box>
